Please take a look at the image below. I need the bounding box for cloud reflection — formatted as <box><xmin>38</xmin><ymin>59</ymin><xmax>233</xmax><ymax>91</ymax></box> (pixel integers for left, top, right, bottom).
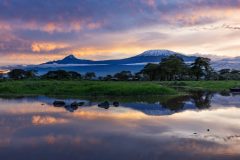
<box><xmin>0</xmin><ymin>95</ymin><xmax>239</xmax><ymax>159</ymax></box>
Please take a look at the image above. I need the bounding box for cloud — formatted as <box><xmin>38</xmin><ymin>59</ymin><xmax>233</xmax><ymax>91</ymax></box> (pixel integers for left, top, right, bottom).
<box><xmin>32</xmin><ymin>115</ymin><xmax>68</xmax><ymax>125</ymax></box>
<box><xmin>31</xmin><ymin>42</ymin><xmax>69</xmax><ymax>52</ymax></box>
<box><xmin>0</xmin><ymin>0</ymin><xmax>239</xmax><ymax>32</ymax></box>
<box><xmin>222</xmin><ymin>24</ymin><xmax>240</xmax><ymax>30</ymax></box>
<box><xmin>0</xmin><ymin>0</ymin><xmax>240</xmax><ymax>64</ymax></box>
<box><xmin>0</xmin><ymin>32</ymin><xmax>31</xmax><ymax>53</ymax></box>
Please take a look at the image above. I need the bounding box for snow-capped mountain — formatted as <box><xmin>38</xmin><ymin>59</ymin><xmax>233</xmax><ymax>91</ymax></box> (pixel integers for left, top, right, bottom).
<box><xmin>43</xmin><ymin>49</ymin><xmax>197</xmax><ymax>65</ymax></box>
<box><xmin>137</xmin><ymin>50</ymin><xmax>180</xmax><ymax>57</ymax></box>
<box><xmin>24</xmin><ymin>50</ymin><xmax>197</xmax><ymax>75</ymax></box>
<box><xmin>11</xmin><ymin>49</ymin><xmax>240</xmax><ymax>76</ymax></box>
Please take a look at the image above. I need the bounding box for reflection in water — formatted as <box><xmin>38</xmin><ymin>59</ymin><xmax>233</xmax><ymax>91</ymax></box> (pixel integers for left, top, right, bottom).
<box><xmin>192</xmin><ymin>91</ymin><xmax>213</xmax><ymax>109</ymax></box>
<box><xmin>48</xmin><ymin>91</ymin><xmax>216</xmax><ymax>115</ymax></box>
<box><xmin>161</xmin><ymin>91</ymin><xmax>213</xmax><ymax>111</ymax></box>
<box><xmin>64</xmin><ymin>105</ymin><xmax>79</xmax><ymax>112</ymax></box>
<box><xmin>0</xmin><ymin>93</ymin><xmax>239</xmax><ymax>159</ymax></box>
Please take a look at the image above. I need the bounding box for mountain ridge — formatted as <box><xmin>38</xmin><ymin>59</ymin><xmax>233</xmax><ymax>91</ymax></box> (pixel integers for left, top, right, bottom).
<box><xmin>5</xmin><ymin>49</ymin><xmax>240</xmax><ymax>76</ymax></box>
<box><xmin>43</xmin><ymin>49</ymin><xmax>197</xmax><ymax>65</ymax></box>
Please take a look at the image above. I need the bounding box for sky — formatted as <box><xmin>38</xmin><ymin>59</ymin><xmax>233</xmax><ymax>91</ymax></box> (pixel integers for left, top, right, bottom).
<box><xmin>0</xmin><ymin>0</ymin><xmax>240</xmax><ymax>65</ymax></box>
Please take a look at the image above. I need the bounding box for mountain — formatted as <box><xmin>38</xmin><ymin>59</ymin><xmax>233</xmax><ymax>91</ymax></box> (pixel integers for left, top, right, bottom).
<box><xmin>19</xmin><ymin>49</ymin><xmax>240</xmax><ymax>76</ymax></box>
<box><xmin>138</xmin><ymin>50</ymin><xmax>176</xmax><ymax>56</ymax></box>
<box><xmin>44</xmin><ymin>50</ymin><xmax>197</xmax><ymax>65</ymax></box>
<box><xmin>44</xmin><ymin>54</ymin><xmax>94</xmax><ymax>64</ymax></box>
<box><xmin>26</xmin><ymin>50</ymin><xmax>197</xmax><ymax>76</ymax></box>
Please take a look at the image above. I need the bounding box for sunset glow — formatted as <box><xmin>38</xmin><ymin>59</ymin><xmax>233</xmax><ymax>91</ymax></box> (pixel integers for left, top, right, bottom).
<box><xmin>0</xmin><ymin>0</ymin><xmax>240</xmax><ymax>65</ymax></box>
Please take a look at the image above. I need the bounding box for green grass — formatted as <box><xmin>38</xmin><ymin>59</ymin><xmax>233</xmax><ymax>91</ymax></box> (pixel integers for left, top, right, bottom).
<box><xmin>0</xmin><ymin>80</ymin><xmax>239</xmax><ymax>97</ymax></box>
<box><xmin>161</xmin><ymin>80</ymin><xmax>240</xmax><ymax>92</ymax></box>
<box><xmin>0</xmin><ymin>80</ymin><xmax>178</xmax><ymax>96</ymax></box>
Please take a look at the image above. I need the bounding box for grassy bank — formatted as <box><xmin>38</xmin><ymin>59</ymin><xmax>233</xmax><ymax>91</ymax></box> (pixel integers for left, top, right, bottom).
<box><xmin>0</xmin><ymin>80</ymin><xmax>178</xmax><ymax>96</ymax></box>
<box><xmin>0</xmin><ymin>80</ymin><xmax>239</xmax><ymax>97</ymax></box>
<box><xmin>161</xmin><ymin>81</ymin><xmax>240</xmax><ymax>92</ymax></box>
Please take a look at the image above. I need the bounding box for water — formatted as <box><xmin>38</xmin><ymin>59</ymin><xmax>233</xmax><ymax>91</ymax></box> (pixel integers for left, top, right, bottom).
<box><xmin>0</xmin><ymin>92</ymin><xmax>240</xmax><ymax>160</ymax></box>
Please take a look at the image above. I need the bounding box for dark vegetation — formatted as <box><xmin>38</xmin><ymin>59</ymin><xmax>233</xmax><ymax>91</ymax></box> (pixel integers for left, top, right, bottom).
<box><xmin>141</xmin><ymin>56</ymin><xmax>214</xmax><ymax>81</ymax></box>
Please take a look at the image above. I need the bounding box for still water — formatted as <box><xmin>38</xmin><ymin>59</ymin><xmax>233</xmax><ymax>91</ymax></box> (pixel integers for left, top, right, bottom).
<box><xmin>0</xmin><ymin>92</ymin><xmax>240</xmax><ymax>160</ymax></box>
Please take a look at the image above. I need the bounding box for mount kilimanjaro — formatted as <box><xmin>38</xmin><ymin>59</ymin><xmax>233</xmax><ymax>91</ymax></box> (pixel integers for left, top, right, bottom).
<box><xmin>22</xmin><ymin>49</ymin><xmax>240</xmax><ymax>76</ymax></box>
<box><xmin>44</xmin><ymin>50</ymin><xmax>196</xmax><ymax>65</ymax></box>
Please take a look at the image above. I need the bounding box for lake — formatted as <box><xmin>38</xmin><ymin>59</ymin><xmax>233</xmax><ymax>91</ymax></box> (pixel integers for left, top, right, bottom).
<box><xmin>0</xmin><ymin>92</ymin><xmax>240</xmax><ymax>160</ymax></box>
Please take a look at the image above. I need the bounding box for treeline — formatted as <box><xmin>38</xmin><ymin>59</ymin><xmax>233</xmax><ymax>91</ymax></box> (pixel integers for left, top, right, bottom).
<box><xmin>141</xmin><ymin>55</ymin><xmax>212</xmax><ymax>81</ymax></box>
<box><xmin>140</xmin><ymin>55</ymin><xmax>240</xmax><ymax>81</ymax></box>
<box><xmin>2</xmin><ymin>55</ymin><xmax>240</xmax><ymax>81</ymax></box>
<box><xmin>5</xmin><ymin>69</ymin><xmax>138</xmax><ymax>81</ymax></box>
<box><xmin>5</xmin><ymin>69</ymin><xmax>96</xmax><ymax>80</ymax></box>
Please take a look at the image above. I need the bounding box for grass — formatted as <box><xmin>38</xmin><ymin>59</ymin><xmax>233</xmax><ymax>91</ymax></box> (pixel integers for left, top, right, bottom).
<box><xmin>0</xmin><ymin>80</ymin><xmax>239</xmax><ymax>97</ymax></box>
<box><xmin>161</xmin><ymin>80</ymin><xmax>240</xmax><ymax>92</ymax></box>
<box><xmin>0</xmin><ymin>80</ymin><xmax>178</xmax><ymax>96</ymax></box>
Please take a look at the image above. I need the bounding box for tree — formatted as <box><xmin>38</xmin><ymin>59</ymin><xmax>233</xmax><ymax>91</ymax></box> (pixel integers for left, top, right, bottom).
<box><xmin>42</xmin><ymin>70</ymin><xmax>83</xmax><ymax>80</ymax></box>
<box><xmin>231</xmin><ymin>70</ymin><xmax>240</xmax><ymax>74</ymax></box>
<box><xmin>159</xmin><ymin>55</ymin><xmax>188</xmax><ymax>81</ymax></box>
<box><xmin>84</xmin><ymin>72</ymin><xmax>96</xmax><ymax>80</ymax></box>
<box><xmin>140</xmin><ymin>63</ymin><xmax>159</xmax><ymax>81</ymax></box>
<box><xmin>218</xmin><ymin>69</ymin><xmax>240</xmax><ymax>80</ymax></box>
<box><xmin>42</xmin><ymin>70</ymin><xmax>71</xmax><ymax>80</ymax></box>
<box><xmin>8</xmin><ymin>69</ymin><xmax>37</xmax><ymax>80</ymax></box>
<box><xmin>114</xmin><ymin>71</ymin><xmax>132</xmax><ymax>81</ymax></box>
<box><xmin>230</xmin><ymin>70</ymin><xmax>240</xmax><ymax>80</ymax></box>
<box><xmin>141</xmin><ymin>55</ymin><xmax>190</xmax><ymax>81</ymax></box>
<box><xmin>133</xmin><ymin>72</ymin><xmax>142</xmax><ymax>81</ymax></box>
<box><xmin>103</xmin><ymin>75</ymin><xmax>113</xmax><ymax>81</ymax></box>
<box><xmin>25</xmin><ymin>70</ymin><xmax>37</xmax><ymax>79</ymax></box>
<box><xmin>191</xmin><ymin>57</ymin><xmax>212</xmax><ymax>80</ymax></box>
<box><xmin>219</xmin><ymin>69</ymin><xmax>231</xmax><ymax>75</ymax></box>
<box><xmin>219</xmin><ymin>69</ymin><xmax>231</xmax><ymax>80</ymax></box>
<box><xmin>8</xmin><ymin>69</ymin><xmax>27</xmax><ymax>80</ymax></box>
<box><xmin>68</xmin><ymin>71</ymin><xmax>82</xmax><ymax>79</ymax></box>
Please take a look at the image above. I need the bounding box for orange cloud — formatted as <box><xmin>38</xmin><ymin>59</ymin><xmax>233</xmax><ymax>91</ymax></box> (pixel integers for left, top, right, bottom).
<box><xmin>43</xmin><ymin>23</ymin><xmax>59</xmax><ymax>33</ymax></box>
<box><xmin>42</xmin><ymin>22</ymin><xmax>83</xmax><ymax>33</ymax></box>
<box><xmin>31</xmin><ymin>42</ymin><xmax>69</xmax><ymax>52</ymax></box>
<box><xmin>32</xmin><ymin>115</ymin><xmax>68</xmax><ymax>125</ymax></box>
<box><xmin>72</xmin><ymin>109</ymin><xmax>147</xmax><ymax>120</ymax></box>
